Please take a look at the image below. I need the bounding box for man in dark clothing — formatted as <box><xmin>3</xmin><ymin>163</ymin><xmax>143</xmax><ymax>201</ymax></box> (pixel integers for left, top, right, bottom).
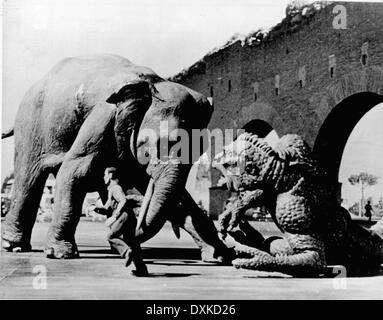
<box><xmin>96</xmin><ymin>167</ymin><xmax>148</xmax><ymax>277</ymax></box>
<box><xmin>365</xmin><ymin>201</ymin><xmax>374</xmax><ymax>222</ymax></box>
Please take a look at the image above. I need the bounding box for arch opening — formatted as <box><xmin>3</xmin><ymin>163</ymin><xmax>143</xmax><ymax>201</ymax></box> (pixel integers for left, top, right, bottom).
<box><xmin>339</xmin><ymin>103</ymin><xmax>383</xmax><ymax>216</ymax></box>
<box><xmin>241</xmin><ymin>119</ymin><xmax>273</xmax><ymax>137</ymax></box>
<box><xmin>241</xmin><ymin>119</ymin><xmax>279</xmax><ymax>148</ymax></box>
<box><xmin>314</xmin><ymin>92</ymin><xmax>383</xmax><ymax>203</ymax></box>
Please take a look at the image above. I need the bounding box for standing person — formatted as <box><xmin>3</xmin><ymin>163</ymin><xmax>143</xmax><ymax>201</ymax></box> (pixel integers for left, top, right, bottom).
<box><xmin>96</xmin><ymin>167</ymin><xmax>148</xmax><ymax>277</ymax></box>
<box><xmin>364</xmin><ymin>201</ymin><xmax>374</xmax><ymax>222</ymax></box>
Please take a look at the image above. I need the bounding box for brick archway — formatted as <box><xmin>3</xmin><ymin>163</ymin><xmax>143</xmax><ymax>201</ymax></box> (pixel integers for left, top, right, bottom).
<box><xmin>314</xmin><ymin>67</ymin><xmax>383</xmax><ymax>184</ymax></box>
<box><xmin>315</xmin><ymin>67</ymin><xmax>383</xmax><ymax>122</ymax></box>
<box><xmin>238</xmin><ymin>101</ymin><xmax>285</xmax><ymax>135</ymax></box>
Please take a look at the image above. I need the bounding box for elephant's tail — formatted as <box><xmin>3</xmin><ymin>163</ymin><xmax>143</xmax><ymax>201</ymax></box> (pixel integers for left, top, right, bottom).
<box><xmin>2</xmin><ymin>128</ymin><xmax>14</xmax><ymax>139</ymax></box>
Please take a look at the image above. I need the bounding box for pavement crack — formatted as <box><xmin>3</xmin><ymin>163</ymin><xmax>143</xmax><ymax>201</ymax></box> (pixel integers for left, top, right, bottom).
<box><xmin>0</xmin><ymin>268</ymin><xmax>18</xmax><ymax>282</ymax></box>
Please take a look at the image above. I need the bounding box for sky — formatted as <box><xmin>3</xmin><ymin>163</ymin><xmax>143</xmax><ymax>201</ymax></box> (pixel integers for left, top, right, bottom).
<box><xmin>339</xmin><ymin>103</ymin><xmax>383</xmax><ymax>205</ymax></box>
<box><xmin>1</xmin><ymin>0</ymin><xmax>290</xmax><ymax>178</ymax></box>
<box><xmin>1</xmin><ymin>0</ymin><xmax>382</xmax><ymax>205</ymax></box>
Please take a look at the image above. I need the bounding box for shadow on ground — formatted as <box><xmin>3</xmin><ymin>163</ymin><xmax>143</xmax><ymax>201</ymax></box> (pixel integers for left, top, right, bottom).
<box><xmin>143</xmin><ymin>272</ymin><xmax>200</xmax><ymax>278</ymax></box>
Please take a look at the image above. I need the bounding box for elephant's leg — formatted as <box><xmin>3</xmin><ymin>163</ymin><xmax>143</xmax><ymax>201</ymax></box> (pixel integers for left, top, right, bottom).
<box><xmin>45</xmin><ymin>103</ymin><xmax>115</xmax><ymax>259</ymax></box>
<box><xmin>2</xmin><ymin>158</ymin><xmax>48</xmax><ymax>252</ymax></box>
<box><xmin>45</xmin><ymin>157</ymin><xmax>91</xmax><ymax>258</ymax></box>
<box><xmin>174</xmin><ymin>191</ymin><xmax>235</xmax><ymax>263</ymax></box>
<box><xmin>134</xmin><ymin>210</ymin><xmax>168</xmax><ymax>244</ymax></box>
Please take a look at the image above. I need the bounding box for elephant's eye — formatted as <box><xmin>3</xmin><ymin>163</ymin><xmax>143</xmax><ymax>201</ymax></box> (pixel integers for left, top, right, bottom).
<box><xmin>179</xmin><ymin>119</ymin><xmax>188</xmax><ymax>128</ymax></box>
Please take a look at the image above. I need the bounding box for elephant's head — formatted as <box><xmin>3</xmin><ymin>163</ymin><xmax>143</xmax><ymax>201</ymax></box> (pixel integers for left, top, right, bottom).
<box><xmin>108</xmin><ymin>78</ymin><xmax>213</xmax><ymax>231</ymax></box>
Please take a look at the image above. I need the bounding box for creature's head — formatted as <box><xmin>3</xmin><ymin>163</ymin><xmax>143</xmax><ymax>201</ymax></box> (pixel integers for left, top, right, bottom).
<box><xmin>242</xmin><ymin>134</ymin><xmax>318</xmax><ymax>193</ymax></box>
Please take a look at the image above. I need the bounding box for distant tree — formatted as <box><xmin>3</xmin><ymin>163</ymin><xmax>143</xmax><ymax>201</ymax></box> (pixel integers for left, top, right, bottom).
<box><xmin>348</xmin><ymin>172</ymin><xmax>379</xmax><ymax>216</ymax></box>
<box><xmin>348</xmin><ymin>202</ymin><xmax>360</xmax><ymax>216</ymax></box>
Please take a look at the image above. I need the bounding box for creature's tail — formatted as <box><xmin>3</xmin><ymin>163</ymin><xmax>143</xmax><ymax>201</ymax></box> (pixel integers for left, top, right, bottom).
<box><xmin>369</xmin><ymin>218</ymin><xmax>383</xmax><ymax>262</ymax></box>
<box><xmin>2</xmin><ymin>128</ymin><xmax>14</xmax><ymax>139</ymax></box>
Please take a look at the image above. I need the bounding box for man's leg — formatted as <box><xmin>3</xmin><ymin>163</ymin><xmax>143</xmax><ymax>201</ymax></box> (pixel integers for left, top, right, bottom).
<box><xmin>107</xmin><ymin>212</ymin><xmax>131</xmax><ymax>258</ymax></box>
<box><xmin>122</xmin><ymin>209</ymin><xmax>148</xmax><ymax>276</ymax></box>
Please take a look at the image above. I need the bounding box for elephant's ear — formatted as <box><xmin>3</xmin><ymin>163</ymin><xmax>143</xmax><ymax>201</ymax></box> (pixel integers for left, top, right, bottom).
<box><xmin>105</xmin><ymin>80</ymin><xmax>152</xmax><ymax>106</ymax></box>
<box><xmin>106</xmin><ymin>80</ymin><xmax>153</xmax><ymax>161</ymax></box>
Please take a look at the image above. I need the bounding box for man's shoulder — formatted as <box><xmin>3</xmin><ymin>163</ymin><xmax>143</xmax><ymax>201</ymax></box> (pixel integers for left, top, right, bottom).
<box><xmin>109</xmin><ymin>184</ymin><xmax>124</xmax><ymax>193</ymax></box>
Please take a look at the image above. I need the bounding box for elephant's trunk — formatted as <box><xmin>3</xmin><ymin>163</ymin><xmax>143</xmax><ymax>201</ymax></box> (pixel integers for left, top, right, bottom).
<box><xmin>135</xmin><ymin>159</ymin><xmax>188</xmax><ymax>241</ymax></box>
<box><xmin>136</xmin><ymin>177</ymin><xmax>154</xmax><ymax>231</ymax></box>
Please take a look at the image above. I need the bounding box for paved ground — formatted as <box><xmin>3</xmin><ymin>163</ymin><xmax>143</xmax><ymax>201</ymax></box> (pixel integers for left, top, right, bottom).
<box><xmin>1</xmin><ymin>220</ymin><xmax>383</xmax><ymax>299</ymax></box>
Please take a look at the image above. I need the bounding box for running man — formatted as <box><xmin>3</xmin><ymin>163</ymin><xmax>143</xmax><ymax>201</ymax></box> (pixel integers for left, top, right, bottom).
<box><xmin>96</xmin><ymin>167</ymin><xmax>148</xmax><ymax>277</ymax></box>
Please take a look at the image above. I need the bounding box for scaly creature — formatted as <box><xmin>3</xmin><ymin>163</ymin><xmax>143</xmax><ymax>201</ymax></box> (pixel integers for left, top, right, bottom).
<box><xmin>218</xmin><ymin>133</ymin><xmax>383</xmax><ymax>276</ymax></box>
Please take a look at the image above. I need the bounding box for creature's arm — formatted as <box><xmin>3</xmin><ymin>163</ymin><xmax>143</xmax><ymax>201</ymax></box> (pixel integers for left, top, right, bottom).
<box><xmin>219</xmin><ymin>189</ymin><xmax>265</xmax><ymax>234</ymax></box>
<box><xmin>213</xmin><ymin>162</ymin><xmax>240</xmax><ymax>191</ymax></box>
<box><xmin>238</xmin><ymin>173</ymin><xmax>260</xmax><ymax>190</ymax></box>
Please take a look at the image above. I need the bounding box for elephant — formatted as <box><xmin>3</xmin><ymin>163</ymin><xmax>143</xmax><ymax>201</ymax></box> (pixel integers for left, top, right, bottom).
<box><xmin>1</xmin><ymin>54</ymin><xmax>233</xmax><ymax>261</ymax></box>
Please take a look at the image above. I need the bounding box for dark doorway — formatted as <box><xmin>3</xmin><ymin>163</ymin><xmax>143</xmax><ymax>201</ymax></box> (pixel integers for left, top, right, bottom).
<box><xmin>241</xmin><ymin>119</ymin><xmax>274</xmax><ymax>138</ymax></box>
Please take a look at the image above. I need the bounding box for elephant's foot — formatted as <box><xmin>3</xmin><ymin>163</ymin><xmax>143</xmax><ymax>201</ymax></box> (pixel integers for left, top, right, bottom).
<box><xmin>2</xmin><ymin>222</ymin><xmax>32</xmax><ymax>253</ymax></box>
<box><xmin>200</xmin><ymin>244</ymin><xmax>235</xmax><ymax>265</ymax></box>
<box><xmin>1</xmin><ymin>238</ymin><xmax>32</xmax><ymax>253</ymax></box>
<box><xmin>45</xmin><ymin>240</ymin><xmax>79</xmax><ymax>259</ymax></box>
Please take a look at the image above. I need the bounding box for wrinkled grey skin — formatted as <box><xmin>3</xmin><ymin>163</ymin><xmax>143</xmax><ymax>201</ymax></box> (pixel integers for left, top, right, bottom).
<box><xmin>2</xmin><ymin>54</ymin><xmax>231</xmax><ymax>261</ymax></box>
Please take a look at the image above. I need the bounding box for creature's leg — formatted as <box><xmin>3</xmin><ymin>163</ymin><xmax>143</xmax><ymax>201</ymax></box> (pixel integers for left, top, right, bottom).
<box><xmin>45</xmin><ymin>103</ymin><xmax>115</xmax><ymax>259</ymax></box>
<box><xmin>2</xmin><ymin>158</ymin><xmax>48</xmax><ymax>252</ymax></box>
<box><xmin>231</xmin><ymin>179</ymin><xmax>328</xmax><ymax>276</ymax></box>
<box><xmin>232</xmin><ymin>233</ymin><xmax>326</xmax><ymax>276</ymax></box>
<box><xmin>225</xmin><ymin>219</ymin><xmax>267</xmax><ymax>250</ymax></box>
<box><xmin>339</xmin><ymin>222</ymin><xmax>383</xmax><ymax>275</ymax></box>
<box><xmin>217</xmin><ymin>194</ymin><xmax>239</xmax><ymax>234</ymax></box>
<box><xmin>267</xmin><ymin>237</ymin><xmax>293</xmax><ymax>256</ymax></box>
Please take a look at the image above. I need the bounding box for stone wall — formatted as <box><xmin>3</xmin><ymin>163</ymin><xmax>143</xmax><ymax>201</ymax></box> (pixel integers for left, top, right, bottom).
<box><xmin>173</xmin><ymin>1</ymin><xmax>383</xmax><ymax>146</ymax></box>
<box><xmin>178</xmin><ymin>1</ymin><xmax>383</xmax><ymax>216</ymax></box>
